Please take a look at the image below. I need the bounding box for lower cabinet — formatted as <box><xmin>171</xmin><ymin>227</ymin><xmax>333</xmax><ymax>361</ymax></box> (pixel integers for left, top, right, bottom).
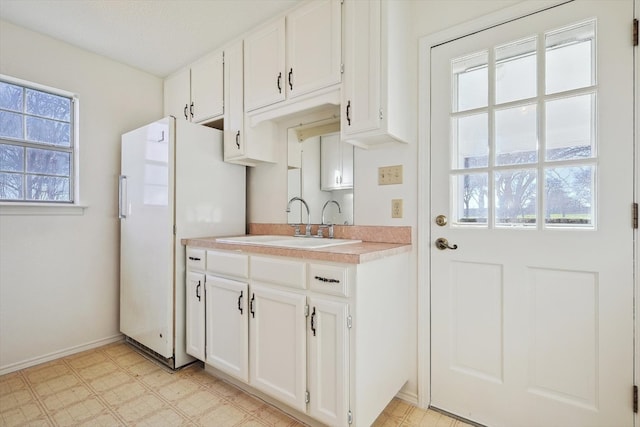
<box><xmin>205</xmin><ymin>275</ymin><xmax>249</xmax><ymax>382</ymax></box>
<box><xmin>185</xmin><ymin>246</ymin><xmax>409</xmax><ymax>427</ymax></box>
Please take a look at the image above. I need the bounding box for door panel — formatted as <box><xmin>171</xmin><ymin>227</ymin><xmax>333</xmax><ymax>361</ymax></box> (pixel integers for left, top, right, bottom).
<box><xmin>430</xmin><ymin>2</ymin><xmax>634</xmax><ymax>426</ymax></box>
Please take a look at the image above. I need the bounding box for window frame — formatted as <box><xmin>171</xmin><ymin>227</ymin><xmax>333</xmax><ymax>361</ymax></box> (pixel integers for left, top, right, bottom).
<box><xmin>0</xmin><ymin>74</ymin><xmax>84</xmax><ymax>214</ymax></box>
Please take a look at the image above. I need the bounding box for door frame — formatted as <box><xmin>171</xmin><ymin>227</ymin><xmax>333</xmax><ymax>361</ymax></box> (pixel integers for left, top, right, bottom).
<box><xmin>416</xmin><ymin>3</ymin><xmax>638</xmax><ymax>424</ymax></box>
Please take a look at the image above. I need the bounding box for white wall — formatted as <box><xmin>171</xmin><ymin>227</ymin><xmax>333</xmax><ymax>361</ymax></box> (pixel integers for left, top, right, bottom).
<box><xmin>247</xmin><ymin>0</ymin><xmax>522</xmax><ymax>401</ymax></box>
<box><xmin>0</xmin><ymin>20</ymin><xmax>163</xmax><ymax>373</ymax></box>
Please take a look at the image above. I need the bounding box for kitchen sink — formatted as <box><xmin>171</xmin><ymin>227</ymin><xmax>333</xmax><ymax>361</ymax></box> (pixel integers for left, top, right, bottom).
<box><xmin>216</xmin><ymin>235</ymin><xmax>361</xmax><ymax>249</ymax></box>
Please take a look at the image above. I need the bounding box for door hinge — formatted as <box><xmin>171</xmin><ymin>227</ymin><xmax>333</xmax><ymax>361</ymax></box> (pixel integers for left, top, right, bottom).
<box><xmin>340</xmin><ymin>63</ymin><xmax>344</xmax><ymax>74</ymax></box>
<box><xmin>305</xmin><ymin>391</ymin><xmax>310</xmax><ymax>404</ymax></box>
<box><xmin>632</xmin><ymin>203</ymin><xmax>638</xmax><ymax>229</ymax></box>
<box><xmin>634</xmin><ymin>385</ymin><xmax>638</xmax><ymax>413</ymax></box>
<box><xmin>379</xmin><ymin>108</ymin><xmax>384</xmax><ymax>120</ymax></box>
<box><xmin>348</xmin><ymin>410</ymin><xmax>353</xmax><ymax>424</ymax></box>
<box><xmin>304</xmin><ymin>304</ymin><xmax>309</xmax><ymax>317</ymax></box>
<box><xmin>173</xmin><ymin>224</ymin><xmax>176</xmax><ymax>235</ymax></box>
<box><xmin>633</xmin><ymin>19</ymin><xmax>639</xmax><ymax>46</ymax></box>
<box><xmin>347</xmin><ymin>315</ymin><xmax>352</xmax><ymax>329</ymax></box>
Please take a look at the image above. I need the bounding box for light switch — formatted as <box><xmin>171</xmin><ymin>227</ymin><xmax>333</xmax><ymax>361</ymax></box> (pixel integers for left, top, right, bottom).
<box><xmin>378</xmin><ymin>165</ymin><xmax>403</xmax><ymax>185</ymax></box>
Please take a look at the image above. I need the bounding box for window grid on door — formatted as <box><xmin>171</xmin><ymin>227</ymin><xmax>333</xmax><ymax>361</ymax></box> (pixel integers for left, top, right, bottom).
<box><xmin>450</xmin><ymin>19</ymin><xmax>597</xmax><ymax>229</ymax></box>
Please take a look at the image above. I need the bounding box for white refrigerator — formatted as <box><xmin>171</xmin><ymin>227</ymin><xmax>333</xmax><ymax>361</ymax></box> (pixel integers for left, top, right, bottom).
<box><xmin>119</xmin><ymin>116</ymin><xmax>245</xmax><ymax>369</ymax></box>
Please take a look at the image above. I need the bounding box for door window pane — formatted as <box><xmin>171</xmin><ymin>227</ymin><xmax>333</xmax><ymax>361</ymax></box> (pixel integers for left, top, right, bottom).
<box><xmin>453</xmin><ymin>113</ymin><xmax>488</xmax><ymax>168</ymax></box>
<box><xmin>453</xmin><ymin>51</ymin><xmax>488</xmax><ymax>112</ymax></box>
<box><xmin>545</xmin><ymin>20</ymin><xmax>595</xmax><ymax>94</ymax></box>
<box><xmin>495</xmin><ymin>169</ymin><xmax>537</xmax><ymax>226</ymax></box>
<box><xmin>545</xmin><ymin>166</ymin><xmax>593</xmax><ymax>226</ymax></box>
<box><xmin>495</xmin><ymin>104</ymin><xmax>538</xmax><ymax>165</ymax></box>
<box><xmin>545</xmin><ymin>94</ymin><xmax>595</xmax><ymax>160</ymax></box>
<box><xmin>454</xmin><ymin>173</ymin><xmax>488</xmax><ymax>225</ymax></box>
<box><xmin>495</xmin><ymin>37</ymin><xmax>537</xmax><ymax>104</ymax></box>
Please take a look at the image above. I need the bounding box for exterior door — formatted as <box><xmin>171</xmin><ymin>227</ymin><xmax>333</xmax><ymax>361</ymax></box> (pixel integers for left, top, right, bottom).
<box><xmin>430</xmin><ymin>2</ymin><xmax>635</xmax><ymax>426</ymax></box>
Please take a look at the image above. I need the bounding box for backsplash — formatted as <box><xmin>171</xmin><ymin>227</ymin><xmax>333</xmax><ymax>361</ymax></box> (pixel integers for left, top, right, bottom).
<box><xmin>248</xmin><ymin>223</ymin><xmax>411</xmax><ymax>244</ymax></box>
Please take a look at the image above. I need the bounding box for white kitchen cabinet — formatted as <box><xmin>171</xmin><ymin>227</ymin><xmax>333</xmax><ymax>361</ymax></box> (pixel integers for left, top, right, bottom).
<box><xmin>185</xmin><ymin>271</ymin><xmax>205</xmax><ymax>360</ymax></box>
<box><xmin>205</xmin><ymin>275</ymin><xmax>249</xmax><ymax>382</ymax></box>
<box><xmin>244</xmin><ymin>0</ymin><xmax>341</xmax><ymax>113</ymax></box>
<box><xmin>223</xmin><ymin>40</ymin><xmax>277</xmax><ymax>166</ymax></box>
<box><xmin>321</xmin><ymin>132</ymin><xmax>354</xmax><ymax>191</ymax></box>
<box><xmin>164</xmin><ymin>50</ymin><xmax>224</xmax><ymax>124</ymax></box>
<box><xmin>341</xmin><ymin>0</ymin><xmax>411</xmax><ymax>147</ymax></box>
<box><xmin>307</xmin><ymin>296</ymin><xmax>349</xmax><ymax>426</ymax></box>
<box><xmin>189</xmin><ymin>246</ymin><xmax>409</xmax><ymax>427</ymax></box>
<box><xmin>249</xmin><ymin>282</ymin><xmax>308</xmax><ymax>412</ymax></box>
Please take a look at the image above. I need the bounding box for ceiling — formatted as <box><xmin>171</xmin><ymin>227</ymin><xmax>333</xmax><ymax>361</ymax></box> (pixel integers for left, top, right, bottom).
<box><xmin>0</xmin><ymin>0</ymin><xmax>299</xmax><ymax>77</ymax></box>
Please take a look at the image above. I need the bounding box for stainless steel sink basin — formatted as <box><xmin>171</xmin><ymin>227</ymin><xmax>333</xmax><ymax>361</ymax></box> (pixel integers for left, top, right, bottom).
<box><xmin>216</xmin><ymin>235</ymin><xmax>361</xmax><ymax>249</ymax></box>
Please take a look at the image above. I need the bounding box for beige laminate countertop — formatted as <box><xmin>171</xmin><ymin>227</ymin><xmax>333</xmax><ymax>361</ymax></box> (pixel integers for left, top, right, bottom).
<box><xmin>181</xmin><ymin>236</ymin><xmax>412</xmax><ymax>264</ymax></box>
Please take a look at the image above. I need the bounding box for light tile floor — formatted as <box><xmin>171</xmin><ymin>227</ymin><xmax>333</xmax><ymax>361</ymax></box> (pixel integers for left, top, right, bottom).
<box><xmin>0</xmin><ymin>342</ymin><xmax>471</xmax><ymax>427</ymax></box>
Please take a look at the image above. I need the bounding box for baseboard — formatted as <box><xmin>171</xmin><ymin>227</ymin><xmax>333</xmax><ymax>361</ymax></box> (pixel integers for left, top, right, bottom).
<box><xmin>396</xmin><ymin>389</ymin><xmax>420</xmax><ymax>406</ymax></box>
<box><xmin>0</xmin><ymin>334</ymin><xmax>124</xmax><ymax>376</ymax></box>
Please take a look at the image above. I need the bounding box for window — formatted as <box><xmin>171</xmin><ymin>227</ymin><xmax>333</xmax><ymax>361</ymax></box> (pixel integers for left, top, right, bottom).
<box><xmin>0</xmin><ymin>76</ymin><xmax>77</xmax><ymax>203</ymax></box>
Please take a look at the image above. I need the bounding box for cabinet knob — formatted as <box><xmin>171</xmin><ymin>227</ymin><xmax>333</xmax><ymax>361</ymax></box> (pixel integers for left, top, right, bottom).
<box><xmin>183</xmin><ymin>104</ymin><xmax>188</xmax><ymax>120</ymax></box>
<box><xmin>346</xmin><ymin>100</ymin><xmax>351</xmax><ymax>126</ymax></box>
<box><xmin>189</xmin><ymin>102</ymin><xmax>194</xmax><ymax>118</ymax></box>
<box><xmin>235</xmin><ymin>131</ymin><xmax>240</xmax><ymax>149</ymax></box>
<box><xmin>237</xmin><ymin>291</ymin><xmax>243</xmax><ymax>315</ymax></box>
<box><xmin>196</xmin><ymin>281</ymin><xmax>201</xmax><ymax>302</ymax></box>
<box><xmin>277</xmin><ymin>72</ymin><xmax>282</xmax><ymax>93</ymax></box>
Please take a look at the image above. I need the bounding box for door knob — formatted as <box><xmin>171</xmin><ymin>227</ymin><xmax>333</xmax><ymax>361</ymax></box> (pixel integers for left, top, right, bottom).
<box><xmin>435</xmin><ymin>237</ymin><xmax>458</xmax><ymax>250</ymax></box>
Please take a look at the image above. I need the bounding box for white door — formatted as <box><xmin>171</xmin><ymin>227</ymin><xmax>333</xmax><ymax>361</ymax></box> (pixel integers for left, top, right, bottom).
<box><xmin>205</xmin><ymin>275</ymin><xmax>249</xmax><ymax>382</ymax></box>
<box><xmin>249</xmin><ymin>283</ymin><xmax>307</xmax><ymax>411</ymax></box>
<box><xmin>430</xmin><ymin>2</ymin><xmax>635</xmax><ymax>427</ymax></box>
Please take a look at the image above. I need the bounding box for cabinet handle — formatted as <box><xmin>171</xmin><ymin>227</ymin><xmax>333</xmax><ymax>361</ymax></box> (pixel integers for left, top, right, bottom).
<box><xmin>235</xmin><ymin>130</ymin><xmax>240</xmax><ymax>149</ymax></box>
<box><xmin>188</xmin><ymin>256</ymin><xmax>201</xmax><ymax>261</ymax></box>
<box><xmin>250</xmin><ymin>293</ymin><xmax>255</xmax><ymax>318</ymax></box>
<box><xmin>189</xmin><ymin>102</ymin><xmax>194</xmax><ymax>118</ymax></box>
<box><xmin>314</xmin><ymin>275</ymin><xmax>340</xmax><ymax>284</ymax></box>
<box><xmin>196</xmin><ymin>281</ymin><xmax>201</xmax><ymax>302</ymax></box>
<box><xmin>288</xmin><ymin>68</ymin><xmax>293</xmax><ymax>91</ymax></box>
<box><xmin>310</xmin><ymin>307</ymin><xmax>317</xmax><ymax>336</ymax></box>
<box><xmin>346</xmin><ymin>100</ymin><xmax>351</xmax><ymax>126</ymax></box>
<box><xmin>183</xmin><ymin>104</ymin><xmax>188</xmax><ymax>120</ymax></box>
<box><xmin>237</xmin><ymin>291</ymin><xmax>243</xmax><ymax>315</ymax></box>
<box><xmin>277</xmin><ymin>72</ymin><xmax>282</xmax><ymax>93</ymax></box>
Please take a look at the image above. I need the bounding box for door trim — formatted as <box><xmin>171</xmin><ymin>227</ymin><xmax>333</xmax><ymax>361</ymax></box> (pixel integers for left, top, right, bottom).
<box><xmin>416</xmin><ymin>3</ymin><xmax>638</xmax><ymax>421</ymax></box>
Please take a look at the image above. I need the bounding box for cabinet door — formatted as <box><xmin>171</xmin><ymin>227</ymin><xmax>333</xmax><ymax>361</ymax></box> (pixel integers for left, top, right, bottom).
<box><xmin>185</xmin><ymin>271</ymin><xmax>205</xmax><ymax>361</ymax></box>
<box><xmin>286</xmin><ymin>0</ymin><xmax>341</xmax><ymax>99</ymax></box>
<box><xmin>321</xmin><ymin>133</ymin><xmax>353</xmax><ymax>191</ymax></box>
<box><xmin>164</xmin><ymin>67</ymin><xmax>191</xmax><ymax>121</ymax></box>
<box><xmin>244</xmin><ymin>18</ymin><xmax>286</xmax><ymax>112</ymax></box>
<box><xmin>191</xmin><ymin>51</ymin><xmax>224</xmax><ymax>123</ymax></box>
<box><xmin>205</xmin><ymin>275</ymin><xmax>249</xmax><ymax>382</ymax></box>
<box><xmin>249</xmin><ymin>283</ymin><xmax>307</xmax><ymax>411</ymax></box>
<box><xmin>341</xmin><ymin>0</ymin><xmax>381</xmax><ymax>137</ymax></box>
<box><xmin>224</xmin><ymin>41</ymin><xmax>245</xmax><ymax>161</ymax></box>
<box><xmin>307</xmin><ymin>297</ymin><xmax>350</xmax><ymax>426</ymax></box>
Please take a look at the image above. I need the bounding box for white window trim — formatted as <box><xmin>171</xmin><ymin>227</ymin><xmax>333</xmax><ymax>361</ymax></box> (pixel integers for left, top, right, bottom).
<box><xmin>0</xmin><ymin>74</ymin><xmax>86</xmax><ymax>215</ymax></box>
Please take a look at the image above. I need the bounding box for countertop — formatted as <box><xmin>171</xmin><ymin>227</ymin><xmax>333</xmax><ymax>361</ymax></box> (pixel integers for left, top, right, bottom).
<box><xmin>182</xmin><ymin>225</ymin><xmax>412</xmax><ymax>264</ymax></box>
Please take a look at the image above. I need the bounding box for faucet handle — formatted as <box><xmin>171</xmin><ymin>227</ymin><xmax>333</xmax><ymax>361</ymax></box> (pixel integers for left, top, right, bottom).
<box><xmin>317</xmin><ymin>224</ymin><xmax>334</xmax><ymax>238</ymax></box>
<box><xmin>291</xmin><ymin>224</ymin><xmax>302</xmax><ymax>236</ymax></box>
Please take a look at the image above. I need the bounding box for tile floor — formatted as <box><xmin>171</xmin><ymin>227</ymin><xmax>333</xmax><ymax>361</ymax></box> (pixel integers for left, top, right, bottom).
<box><xmin>0</xmin><ymin>342</ymin><xmax>471</xmax><ymax>427</ymax></box>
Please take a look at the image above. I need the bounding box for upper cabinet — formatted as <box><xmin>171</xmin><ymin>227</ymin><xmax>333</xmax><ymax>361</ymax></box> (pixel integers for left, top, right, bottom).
<box><xmin>164</xmin><ymin>50</ymin><xmax>224</xmax><ymax>124</ymax></box>
<box><xmin>244</xmin><ymin>0</ymin><xmax>342</xmax><ymax>113</ymax></box>
<box><xmin>341</xmin><ymin>0</ymin><xmax>412</xmax><ymax>147</ymax></box>
<box><xmin>321</xmin><ymin>132</ymin><xmax>353</xmax><ymax>191</ymax></box>
<box><xmin>224</xmin><ymin>40</ymin><xmax>277</xmax><ymax>166</ymax></box>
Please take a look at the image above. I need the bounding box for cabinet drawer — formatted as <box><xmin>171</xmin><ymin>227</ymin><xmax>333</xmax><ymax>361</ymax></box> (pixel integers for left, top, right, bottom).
<box><xmin>207</xmin><ymin>251</ymin><xmax>249</xmax><ymax>279</ymax></box>
<box><xmin>308</xmin><ymin>263</ymin><xmax>350</xmax><ymax>297</ymax></box>
<box><xmin>186</xmin><ymin>248</ymin><xmax>206</xmax><ymax>271</ymax></box>
<box><xmin>251</xmin><ymin>256</ymin><xmax>306</xmax><ymax>289</ymax></box>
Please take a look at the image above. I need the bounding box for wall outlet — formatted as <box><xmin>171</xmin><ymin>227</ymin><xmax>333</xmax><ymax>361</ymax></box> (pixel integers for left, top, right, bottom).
<box><xmin>392</xmin><ymin>199</ymin><xmax>403</xmax><ymax>218</ymax></box>
<box><xmin>378</xmin><ymin>165</ymin><xmax>403</xmax><ymax>185</ymax></box>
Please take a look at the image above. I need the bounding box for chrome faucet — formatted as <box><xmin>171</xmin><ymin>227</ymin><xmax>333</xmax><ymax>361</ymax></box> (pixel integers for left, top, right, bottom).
<box><xmin>319</xmin><ymin>200</ymin><xmax>342</xmax><ymax>238</ymax></box>
<box><xmin>286</xmin><ymin>197</ymin><xmax>311</xmax><ymax>237</ymax></box>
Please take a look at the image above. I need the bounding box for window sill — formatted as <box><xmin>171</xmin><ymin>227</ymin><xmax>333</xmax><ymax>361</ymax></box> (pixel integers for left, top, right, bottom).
<box><xmin>0</xmin><ymin>203</ymin><xmax>88</xmax><ymax>216</ymax></box>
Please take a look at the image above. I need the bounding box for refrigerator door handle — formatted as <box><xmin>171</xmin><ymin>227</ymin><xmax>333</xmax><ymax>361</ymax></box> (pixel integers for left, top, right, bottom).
<box><xmin>118</xmin><ymin>175</ymin><xmax>128</xmax><ymax>219</ymax></box>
